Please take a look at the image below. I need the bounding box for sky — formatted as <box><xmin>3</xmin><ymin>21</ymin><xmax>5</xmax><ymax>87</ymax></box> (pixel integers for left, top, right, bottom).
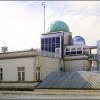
<box><xmin>0</xmin><ymin>1</ymin><xmax>100</xmax><ymax>51</ymax></box>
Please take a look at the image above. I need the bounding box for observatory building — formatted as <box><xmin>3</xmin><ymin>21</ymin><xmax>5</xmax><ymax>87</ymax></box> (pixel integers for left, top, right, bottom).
<box><xmin>41</xmin><ymin>20</ymin><xmax>91</xmax><ymax>72</ymax></box>
<box><xmin>0</xmin><ymin>20</ymin><xmax>100</xmax><ymax>90</ymax></box>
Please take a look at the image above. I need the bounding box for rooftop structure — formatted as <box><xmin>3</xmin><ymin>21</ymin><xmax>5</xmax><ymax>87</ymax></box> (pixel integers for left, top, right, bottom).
<box><xmin>48</xmin><ymin>20</ymin><xmax>70</xmax><ymax>32</ymax></box>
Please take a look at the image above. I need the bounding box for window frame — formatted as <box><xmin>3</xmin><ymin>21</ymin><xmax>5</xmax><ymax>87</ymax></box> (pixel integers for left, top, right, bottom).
<box><xmin>18</xmin><ymin>67</ymin><xmax>25</xmax><ymax>81</ymax></box>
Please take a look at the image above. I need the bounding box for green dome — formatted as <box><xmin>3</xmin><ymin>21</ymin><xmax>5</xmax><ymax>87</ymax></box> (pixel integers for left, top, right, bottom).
<box><xmin>48</xmin><ymin>20</ymin><xmax>70</xmax><ymax>32</ymax></box>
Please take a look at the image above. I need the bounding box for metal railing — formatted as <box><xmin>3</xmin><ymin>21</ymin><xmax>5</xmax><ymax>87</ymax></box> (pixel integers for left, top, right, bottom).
<box><xmin>36</xmin><ymin>49</ymin><xmax>60</xmax><ymax>58</ymax></box>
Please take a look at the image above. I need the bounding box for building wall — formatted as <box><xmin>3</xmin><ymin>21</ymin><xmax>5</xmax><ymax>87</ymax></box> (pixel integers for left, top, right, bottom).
<box><xmin>0</xmin><ymin>57</ymin><xmax>35</xmax><ymax>82</ymax></box>
<box><xmin>38</xmin><ymin>56</ymin><xmax>59</xmax><ymax>80</ymax></box>
<box><xmin>64</xmin><ymin>32</ymin><xmax>72</xmax><ymax>45</ymax></box>
<box><xmin>64</xmin><ymin>60</ymin><xmax>91</xmax><ymax>71</ymax></box>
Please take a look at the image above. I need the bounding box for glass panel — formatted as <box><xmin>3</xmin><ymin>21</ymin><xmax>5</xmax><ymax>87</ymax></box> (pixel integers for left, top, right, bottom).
<box><xmin>52</xmin><ymin>37</ymin><xmax>55</xmax><ymax>44</ymax></box>
<box><xmin>56</xmin><ymin>37</ymin><xmax>60</xmax><ymax>43</ymax></box>
<box><xmin>22</xmin><ymin>72</ymin><xmax>25</xmax><ymax>81</ymax></box>
<box><xmin>56</xmin><ymin>45</ymin><xmax>60</xmax><ymax>48</ymax></box>
<box><xmin>49</xmin><ymin>47</ymin><xmax>51</xmax><ymax>52</ymax></box>
<box><xmin>41</xmin><ymin>45</ymin><xmax>44</xmax><ymax>50</ymax></box>
<box><xmin>71</xmin><ymin>48</ymin><xmax>76</xmax><ymax>51</ymax></box>
<box><xmin>71</xmin><ymin>52</ymin><xmax>76</xmax><ymax>55</ymax></box>
<box><xmin>45</xmin><ymin>47</ymin><xmax>48</xmax><ymax>51</ymax></box>
<box><xmin>45</xmin><ymin>38</ymin><xmax>48</xmax><ymax>44</ymax></box>
<box><xmin>41</xmin><ymin>38</ymin><xmax>44</xmax><ymax>44</ymax></box>
<box><xmin>77</xmin><ymin>47</ymin><xmax>82</xmax><ymax>51</ymax></box>
<box><xmin>52</xmin><ymin>46</ymin><xmax>55</xmax><ymax>52</ymax></box>
<box><xmin>18</xmin><ymin>72</ymin><xmax>21</xmax><ymax>80</ymax></box>
<box><xmin>22</xmin><ymin>67</ymin><xmax>24</xmax><ymax>71</ymax></box>
<box><xmin>66</xmin><ymin>48</ymin><xmax>70</xmax><ymax>51</ymax></box>
<box><xmin>77</xmin><ymin>51</ymin><xmax>82</xmax><ymax>54</ymax></box>
<box><xmin>52</xmin><ymin>44</ymin><xmax>55</xmax><ymax>47</ymax></box>
<box><xmin>66</xmin><ymin>52</ymin><xmax>70</xmax><ymax>55</ymax></box>
<box><xmin>49</xmin><ymin>38</ymin><xmax>51</xmax><ymax>44</ymax></box>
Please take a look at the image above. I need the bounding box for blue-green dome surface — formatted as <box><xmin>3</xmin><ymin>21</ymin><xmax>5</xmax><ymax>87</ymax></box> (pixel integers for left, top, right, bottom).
<box><xmin>48</xmin><ymin>20</ymin><xmax>70</xmax><ymax>32</ymax></box>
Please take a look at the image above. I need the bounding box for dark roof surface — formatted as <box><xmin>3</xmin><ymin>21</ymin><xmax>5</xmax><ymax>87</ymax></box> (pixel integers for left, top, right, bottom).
<box><xmin>37</xmin><ymin>71</ymin><xmax>100</xmax><ymax>89</ymax></box>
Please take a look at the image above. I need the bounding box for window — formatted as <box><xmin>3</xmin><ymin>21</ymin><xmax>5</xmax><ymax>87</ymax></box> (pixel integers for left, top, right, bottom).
<box><xmin>48</xmin><ymin>38</ymin><xmax>51</xmax><ymax>44</ymax></box>
<box><xmin>0</xmin><ymin>68</ymin><xmax>3</xmax><ymax>81</ymax></box>
<box><xmin>52</xmin><ymin>37</ymin><xmax>55</xmax><ymax>44</ymax></box>
<box><xmin>36</xmin><ymin>67</ymin><xmax>40</xmax><ymax>81</ymax></box>
<box><xmin>41</xmin><ymin>38</ymin><xmax>44</xmax><ymax>44</ymax></box>
<box><xmin>71</xmin><ymin>48</ymin><xmax>76</xmax><ymax>52</ymax></box>
<box><xmin>18</xmin><ymin>67</ymin><xmax>25</xmax><ymax>81</ymax></box>
<box><xmin>56</xmin><ymin>37</ymin><xmax>60</xmax><ymax>43</ymax></box>
<box><xmin>66</xmin><ymin>48</ymin><xmax>70</xmax><ymax>52</ymax></box>
<box><xmin>77</xmin><ymin>47</ymin><xmax>82</xmax><ymax>51</ymax></box>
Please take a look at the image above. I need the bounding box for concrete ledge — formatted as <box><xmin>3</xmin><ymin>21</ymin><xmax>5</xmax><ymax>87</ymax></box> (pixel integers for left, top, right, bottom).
<box><xmin>0</xmin><ymin>82</ymin><xmax>39</xmax><ymax>91</ymax></box>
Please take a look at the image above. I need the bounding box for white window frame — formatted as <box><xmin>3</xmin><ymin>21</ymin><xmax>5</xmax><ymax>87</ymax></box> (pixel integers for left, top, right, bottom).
<box><xmin>18</xmin><ymin>67</ymin><xmax>25</xmax><ymax>81</ymax></box>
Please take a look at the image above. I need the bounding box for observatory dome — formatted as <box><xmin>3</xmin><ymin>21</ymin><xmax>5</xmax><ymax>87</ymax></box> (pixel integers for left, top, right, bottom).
<box><xmin>48</xmin><ymin>20</ymin><xmax>70</xmax><ymax>32</ymax></box>
<box><xmin>72</xmin><ymin>36</ymin><xmax>85</xmax><ymax>45</ymax></box>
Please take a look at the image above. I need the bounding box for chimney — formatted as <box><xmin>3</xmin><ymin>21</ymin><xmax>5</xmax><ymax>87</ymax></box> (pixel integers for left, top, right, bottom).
<box><xmin>1</xmin><ymin>46</ymin><xmax>8</xmax><ymax>53</ymax></box>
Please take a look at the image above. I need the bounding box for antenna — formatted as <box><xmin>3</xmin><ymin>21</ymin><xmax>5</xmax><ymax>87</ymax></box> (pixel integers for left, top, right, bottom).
<box><xmin>42</xmin><ymin>1</ymin><xmax>46</xmax><ymax>33</ymax></box>
<box><xmin>4</xmin><ymin>41</ymin><xmax>5</xmax><ymax>47</ymax></box>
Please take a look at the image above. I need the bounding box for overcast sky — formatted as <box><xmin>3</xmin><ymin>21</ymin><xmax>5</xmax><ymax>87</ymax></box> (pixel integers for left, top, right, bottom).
<box><xmin>0</xmin><ymin>1</ymin><xmax>100</xmax><ymax>51</ymax></box>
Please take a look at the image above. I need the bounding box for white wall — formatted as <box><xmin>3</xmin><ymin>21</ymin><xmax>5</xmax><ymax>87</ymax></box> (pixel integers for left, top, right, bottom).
<box><xmin>38</xmin><ymin>56</ymin><xmax>59</xmax><ymax>80</ymax></box>
<box><xmin>64</xmin><ymin>60</ymin><xmax>91</xmax><ymax>71</ymax></box>
<box><xmin>0</xmin><ymin>57</ymin><xmax>35</xmax><ymax>81</ymax></box>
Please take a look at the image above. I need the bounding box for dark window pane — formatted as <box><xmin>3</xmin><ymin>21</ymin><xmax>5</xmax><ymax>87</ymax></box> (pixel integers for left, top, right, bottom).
<box><xmin>18</xmin><ymin>72</ymin><xmax>21</xmax><ymax>80</ymax></box>
<box><xmin>22</xmin><ymin>72</ymin><xmax>25</xmax><ymax>81</ymax></box>
<box><xmin>66</xmin><ymin>52</ymin><xmax>70</xmax><ymax>55</ymax></box>
<box><xmin>71</xmin><ymin>52</ymin><xmax>76</xmax><ymax>55</ymax></box>
<box><xmin>41</xmin><ymin>38</ymin><xmax>44</xmax><ymax>44</ymax></box>
<box><xmin>56</xmin><ymin>45</ymin><xmax>60</xmax><ymax>48</ymax></box>
<box><xmin>52</xmin><ymin>44</ymin><xmax>55</xmax><ymax>47</ymax></box>
<box><xmin>52</xmin><ymin>37</ymin><xmax>55</xmax><ymax>44</ymax></box>
<box><xmin>56</xmin><ymin>37</ymin><xmax>60</xmax><ymax>43</ymax></box>
<box><xmin>49</xmin><ymin>38</ymin><xmax>51</xmax><ymax>44</ymax></box>
<box><xmin>47</xmin><ymin>38</ymin><xmax>49</xmax><ymax>44</ymax></box>
<box><xmin>77</xmin><ymin>51</ymin><xmax>82</xmax><ymax>54</ymax></box>
<box><xmin>41</xmin><ymin>45</ymin><xmax>44</xmax><ymax>50</ymax></box>
<box><xmin>49</xmin><ymin>47</ymin><xmax>51</xmax><ymax>52</ymax></box>
<box><xmin>45</xmin><ymin>38</ymin><xmax>48</xmax><ymax>44</ymax></box>
<box><xmin>45</xmin><ymin>47</ymin><xmax>48</xmax><ymax>51</ymax></box>
<box><xmin>52</xmin><ymin>46</ymin><xmax>55</xmax><ymax>52</ymax></box>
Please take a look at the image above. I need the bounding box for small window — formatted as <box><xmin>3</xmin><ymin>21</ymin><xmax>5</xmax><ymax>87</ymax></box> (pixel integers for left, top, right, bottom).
<box><xmin>77</xmin><ymin>51</ymin><xmax>82</xmax><ymax>54</ymax></box>
<box><xmin>18</xmin><ymin>67</ymin><xmax>25</xmax><ymax>81</ymax></box>
<box><xmin>0</xmin><ymin>68</ymin><xmax>3</xmax><ymax>81</ymax></box>
<box><xmin>77</xmin><ymin>47</ymin><xmax>82</xmax><ymax>51</ymax></box>
<box><xmin>71</xmin><ymin>48</ymin><xmax>76</xmax><ymax>52</ymax></box>
<box><xmin>66</xmin><ymin>52</ymin><xmax>70</xmax><ymax>55</ymax></box>
<box><xmin>66</xmin><ymin>48</ymin><xmax>70</xmax><ymax>52</ymax></box>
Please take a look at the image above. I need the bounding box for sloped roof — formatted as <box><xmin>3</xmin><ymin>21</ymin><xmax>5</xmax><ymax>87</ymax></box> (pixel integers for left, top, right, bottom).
<box><xmin>37</xmin><ymin>71</ymin><xmax>100</xmax><ymax>89</ymax></box>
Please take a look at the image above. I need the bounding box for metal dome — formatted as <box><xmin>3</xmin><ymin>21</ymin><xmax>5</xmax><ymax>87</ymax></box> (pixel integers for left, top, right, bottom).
<box><xmin>48</xmin><ymin>20</ymin><xmax>70</xmax><ymax>32</ymax></box>
<box><xmin>72</xmin><ymin>36</ymin><xmax>85</xmax><ymax>45</ymax></box>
